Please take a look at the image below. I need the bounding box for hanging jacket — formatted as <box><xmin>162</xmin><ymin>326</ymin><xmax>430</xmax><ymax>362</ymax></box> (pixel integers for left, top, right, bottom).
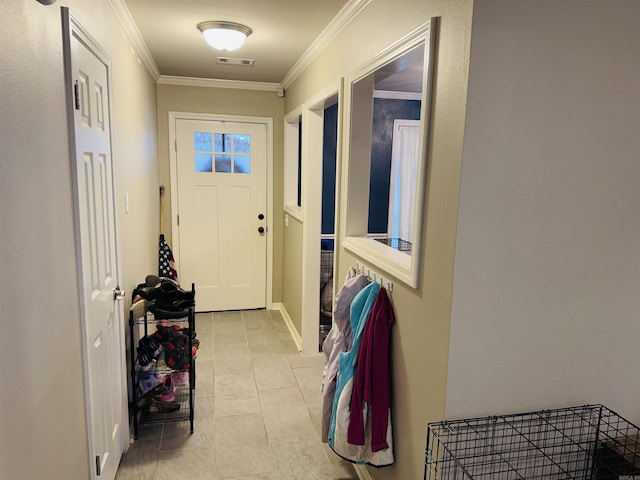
<box><xmin>328</xmin><ymin>282</ymin><xmax>394</xmax><ymax>467</ymax></box>
<box><xmin>347</xmin><ymin>287</ymin><xmax>395</xmax><ymax>451</ymax></box>
<box><xmin>320</xmin><ymin>272</ymin><xmax>370</xmax><ymax>443</ymax></box>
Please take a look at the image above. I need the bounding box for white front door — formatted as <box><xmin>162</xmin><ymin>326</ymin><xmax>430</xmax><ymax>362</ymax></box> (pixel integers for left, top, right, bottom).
<box><xmin>175</xmin><ymin>119</ymin><xmax>268</xmax><ymax>311</ymax></box>
<box><xmin>64</xmin><ymin>10</ymin><xmax>124</xmax><ymax>480</ymax></box>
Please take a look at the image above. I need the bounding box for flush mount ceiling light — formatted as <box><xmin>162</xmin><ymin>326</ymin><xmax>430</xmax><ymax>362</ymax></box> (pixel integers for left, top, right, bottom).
<box><xmin>197</xmin><ymin>21</ymin><xmax>252</xmax><ymax>51</ymax></box>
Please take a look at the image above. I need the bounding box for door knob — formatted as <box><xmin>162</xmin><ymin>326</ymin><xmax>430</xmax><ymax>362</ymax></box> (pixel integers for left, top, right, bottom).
<box><xmin>258</xmin><ymin>226</ymin><xmax>265</xmax><ymax>234</ymax></box>
<box><xmin>258</xmin><ymin>213</ymin><xmax>265</xmax><ymax>220</ymax></box>
<box><xmin>113</xmin><ymin>286</ymin><xmax>126</xmax><ymax>301</ymax></box>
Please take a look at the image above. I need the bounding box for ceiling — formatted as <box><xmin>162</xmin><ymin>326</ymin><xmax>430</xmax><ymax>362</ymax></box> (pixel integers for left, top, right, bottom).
<box><xmin>123</xmin><ymin>0</ymin><xmax>350</xmax><ymax>85</ymax></box>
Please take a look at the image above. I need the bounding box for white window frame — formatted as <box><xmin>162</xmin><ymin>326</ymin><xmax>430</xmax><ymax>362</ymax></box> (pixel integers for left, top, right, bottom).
<box><xmin>340</xmin><ymin>20</ymin><xmax>436</xmax><ymax>289</ymax></box>
<box><xmin>284</xmin><ymin>106</ymin><xmax>304</xmax><ymax>221</ymax></box>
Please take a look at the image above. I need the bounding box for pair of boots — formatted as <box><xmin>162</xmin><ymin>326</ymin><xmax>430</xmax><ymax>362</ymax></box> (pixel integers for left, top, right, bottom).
<box><xmin>133</xmin><ymin>275</ymin><xmax>195</xmax><ymax>319</ymax></box>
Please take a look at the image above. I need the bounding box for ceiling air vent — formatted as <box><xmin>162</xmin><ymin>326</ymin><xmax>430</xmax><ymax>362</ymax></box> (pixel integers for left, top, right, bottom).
<box><xmin>216</xmin><ymin>57</ymin><xmax>255</xmax><ymax>67</ymax></box>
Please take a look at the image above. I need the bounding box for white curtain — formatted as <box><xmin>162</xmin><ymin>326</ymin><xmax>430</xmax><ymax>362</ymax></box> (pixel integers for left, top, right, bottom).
<box><xmin>388</xmin><ymin>120</ymin><xmax>421</xmax><ymax>242</ymax></box>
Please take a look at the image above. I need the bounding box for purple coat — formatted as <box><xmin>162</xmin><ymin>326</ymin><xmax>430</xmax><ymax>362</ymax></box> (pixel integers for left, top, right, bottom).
<box><xmin>347</xmin><ymin>287</ymin><xmax>395</xmax><ymax>450</ymax></box>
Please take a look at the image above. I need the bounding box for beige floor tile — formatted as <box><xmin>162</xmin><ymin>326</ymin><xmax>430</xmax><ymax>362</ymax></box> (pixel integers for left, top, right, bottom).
<box><xmin>269</xmin><ymin>434</ymin><xmax>335</xmax><ymax>480</ymax></box>
<box><xmin>159</xmin><ymin>420</ymin><xmax>213</xmax><ymax>451</ymax></box>
<box><xmin>242</xmin><ymin>309</ymin><xmax>273</xmax><ymax>329</ymax></box>
<box><xmin>213</xmin><ymin>373</ymin><xmax>260</xmax><ymax>417</ymax></box>
<box><xmin>131</xmin><ymin>422</ymin><xmax>164</xmax><ymax>448</ymax></box>
<box><xmin>213</xmin><ymin>343</ymin><xmax>254</xmax><ymax>376</ymax></box>
<box><xmin>194</xmin><ymin>394</ymin><xmax>215</xmax><ymax>418</ymax></box>
<box><xmin>213</xmin><ymin>413</ymin><xmax>274</xmax><ymax>478</ymax></box>
<box><xmin>214</xmin><ymin>373</ymin><xmax>258</xmax><ymax>400</ymax></box>
<box><xmin>115</xmin><ymin>445</ymin><xmax>158</xmax><ymax>480</ymax></box>
<box><xmin>278</xmin><ymin>331</ymin><xmax>303</xmax><ymax>353</ymax></box>
<box><xmin>195</xmin><ymin>359</ymin><xmax>214</xmax><ymax>395</ymax></box>
<box><xmin>195</xmin><ymin>312</ymin><xmax>214</xmax><ymax>334</ymax></box>
<box><xmin>217</xmin><ymin>396</ymin><xmax>262</xmax><ymax>417</ymax></box>
<box><xmin>267</xmin><ymin>310</ymin><xmax>290</xmax><ymax>334</ymax></box>
<box><xmin>287</xmin><ymin>352</ymin><xmax>325</xmax><ymax>369</ymax></box>
<box><xmin>253</xmin><ymin>353</ymin><xmax>297</xmax><ymax>390</ymax></box>
<box><xmin>156</xmin><ymin>447</ymin><xmax>221</xmax><ymax>479</ymax></box>
<box><xmin>193</xmin><ymin>331</ymin><xmax>213</xmax><ymax>361</ymax></box>
<box><xmin>160</xmin><ymin>396</ymin><xmax>215</xmax><ymax>450</ymax></box>
<box><xmin>215</xmin><ymin>442</ymin><xmax>274</xmax><ymax>478</ymax></box>
<box><xmin>213</xmin><ymin>413</ymin><xmax>267</xmax><ymax>445</ymax></box>
<box><xmin>259</xmin><ymin>387</ymin><xmax>317</xmax><ymax>439</ymax></box>
<box><xmin>330</xmin><ymin>460</ymin><xmax>359</xmax><ymax>480</ymax></box>
<box><xmin>293</xmin><ymin>365</ymin><xmax>324</xmax><ymax>400</ymax></box>
<box><xmin>247</xmin><ymin>330</ymin><xmax>288</xmax><ymax>355</ymax></box>
<box><xmin>214</xmin><ymin>310</ymin><xmax>244</xmax><ymax>323</ymax></box>
<box><xmin>213</xmin><ymin>315</ymin><xmax>247</xmax><ymax>346</ymax></box>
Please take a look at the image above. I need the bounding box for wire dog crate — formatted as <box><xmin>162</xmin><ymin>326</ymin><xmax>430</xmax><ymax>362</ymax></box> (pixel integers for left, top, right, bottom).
<box><xmin>425</xmin><ymin>405</ymin><xmax>640</xmax><ymax>479</ymax></box>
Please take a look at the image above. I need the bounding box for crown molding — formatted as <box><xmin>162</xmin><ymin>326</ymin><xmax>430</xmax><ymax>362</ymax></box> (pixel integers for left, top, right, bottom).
<box><xmin>107</xmin><ymin>0</ymin><xmax>369</xmax><ymax>89</ymax></box>
<box><xmin>158</xmin><ymin>75</ymin><xmax>281</xmax><ymax>92</ymax></box>
<box><xmin>107</xmin><ymin>0</ymin><xmax>161</xmax><ymax>81</ymax></box>
<box><xmin>281</xmin><ymin>0</ymin><xmax>371</xmax><ymax>89</ymax></box>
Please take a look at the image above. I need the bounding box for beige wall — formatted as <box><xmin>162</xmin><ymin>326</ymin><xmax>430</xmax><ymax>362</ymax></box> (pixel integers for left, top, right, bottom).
<box><xmin>156</xmin><ymin>84</ymin><xmax>285</xmax><ymax>302</ymax></box>
<box><xmin>284</xmin><ymin>1</ymin><xmax>473</xmax><ymax>478</ymax></box>
<box><xmin>447</xmin><ymin>0</ymin><xmax>640</xmax><ymax>420</ymax></box>
<box><xmin>282</xmin><ymin>214</ymin><xmax>304</xmax><ymax>334</ymax></box>
<box><xmin>0</xmin><ymin>1</ymin><xmax>158</xmax><ymax>478</ymax></box>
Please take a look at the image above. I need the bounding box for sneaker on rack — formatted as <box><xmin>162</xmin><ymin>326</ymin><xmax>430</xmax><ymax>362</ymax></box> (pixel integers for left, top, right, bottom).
<box><xmin>171</xmin><ymin>371</ymin><xmax>189</xmax><ymax>385</ymax></box>
<box><xmin>157</xmin><ymin>374</ymin><xmax>175</xmax><ymax>402</ymax></box>
<box><xmin>137</xmin><ymin>371</ymin><xmax>163</xmax><ymax>403</ymax></box>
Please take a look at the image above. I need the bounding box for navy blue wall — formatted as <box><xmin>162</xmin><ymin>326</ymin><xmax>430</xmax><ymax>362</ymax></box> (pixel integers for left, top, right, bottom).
<box><xmin>367</xmin><ymin>98</ymin><xmax>421</xmax><ymax>234</ymax></box>
<box><xmin>321</xmin><ymin>103</ymin><xmax>338</xmax><ymax>235</ymax></box>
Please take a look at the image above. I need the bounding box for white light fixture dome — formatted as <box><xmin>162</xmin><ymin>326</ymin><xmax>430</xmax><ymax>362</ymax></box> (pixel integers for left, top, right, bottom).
<box><xmin>197</xmin><ymin>21</ymin><xmax>252</xmax><ymax>51</ymax></box>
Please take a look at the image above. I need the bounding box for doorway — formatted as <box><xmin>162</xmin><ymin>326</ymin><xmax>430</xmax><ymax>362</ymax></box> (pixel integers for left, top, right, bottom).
<box><xmin>319</xmin><ymin>102</ymin><xmax>339</xmax><ymax>350</ymax></box>
<box><xmin>170</xmin><ymin>113</ymin><xmax>274</xmax><ymax>312</ymax></box>
<box><xmin>300</xmin><ymin>81</ymin><xmax>342</xmax><ymax>354</ymax></box>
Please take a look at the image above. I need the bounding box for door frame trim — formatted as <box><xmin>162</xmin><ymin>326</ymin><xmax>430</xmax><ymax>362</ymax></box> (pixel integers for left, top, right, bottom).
<box><xmin>62</xmin><ymin>7</ymin><xmax>127</xmax><ymax>478</ymax></box>
<box><xmin>300</xmin><ymin>80</ymin><xmax>343</xmax><ymax>354</ymax></box>
<box><xmin>168</xmin><ymin>111</ymin><xmax>274</xmax><ymax>309</ymax></box>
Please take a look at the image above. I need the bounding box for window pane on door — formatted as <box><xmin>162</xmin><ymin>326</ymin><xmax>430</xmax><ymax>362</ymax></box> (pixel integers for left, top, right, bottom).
<box><xmin>233</xmin><ymin>134</ymin><xmax>250</xmax><ymax>153</ymax></box>
<box><xmin>214</xmin><ymin>133</ymin><xmax>231</xmax><ymax>153</ymax></box>
<box><xmin>195</xmin><ymin>154</ymin><xmax>213</xmax><ymax>172</ymax></box>
<box><xmin>194</xmin><ymin>132</ymin><xmax>212</xmax><ymax>152</ymax></box>
<box><xmin>215</xmin><ymin>154</ymin><xmax>231</xmax><ymax>173</ymax></box>
<box><xmin>234</xmin><ymin>155</ymin><xmax>250</xmax><ymax>174</ymax></box>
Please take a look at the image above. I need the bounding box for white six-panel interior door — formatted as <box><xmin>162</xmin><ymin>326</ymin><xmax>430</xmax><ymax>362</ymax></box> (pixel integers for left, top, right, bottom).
<box><xmin>63</xmin><ymin>9</ymin><xmax>125</xmax><ymax>480</ymax></box>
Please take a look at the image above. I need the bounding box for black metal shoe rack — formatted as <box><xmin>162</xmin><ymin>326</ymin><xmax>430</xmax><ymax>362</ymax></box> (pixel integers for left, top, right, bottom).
<box><xmin>128</xmin><ymin>289</ymin><xmax>196</xmax><ymax>439</ymax></box>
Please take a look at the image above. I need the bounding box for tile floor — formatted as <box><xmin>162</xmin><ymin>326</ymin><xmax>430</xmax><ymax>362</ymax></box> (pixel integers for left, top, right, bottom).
<box><xmin>116</xmin><ymin>309</ymin><xmax>359</xmax><ymax>480</ymax></box>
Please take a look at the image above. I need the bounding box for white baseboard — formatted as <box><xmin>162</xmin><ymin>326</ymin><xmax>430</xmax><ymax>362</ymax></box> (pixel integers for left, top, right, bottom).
<box><xmin>354</xmin><ymin>464</ymin><xmax>373</xmax><ymax>480</ymax></box>
<box><xmin>271</xmin><ymin>303</ymin><xmax>302</xmax><ymax>351</ymax></box>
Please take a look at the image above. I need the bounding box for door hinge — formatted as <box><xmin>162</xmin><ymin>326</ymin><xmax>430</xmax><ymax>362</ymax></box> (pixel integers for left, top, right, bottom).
<box><xmin>175</xmin><ymin>139</ymin><xmax>177</xmax><ymax>151</ymax></box>
<box><xmin>177</xmin><ymin>214</ymin><xmax>180</xmax><ymax>226</ymax></box>
<box><xmin>95</xmin><ymin>455</ymin><xmax>101</xmax><ymax>476</ymax></box>
<box><xmin>74</xmin><ymin>81</ymin><xmax>80</xmax><ymax>110</ymax></box>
